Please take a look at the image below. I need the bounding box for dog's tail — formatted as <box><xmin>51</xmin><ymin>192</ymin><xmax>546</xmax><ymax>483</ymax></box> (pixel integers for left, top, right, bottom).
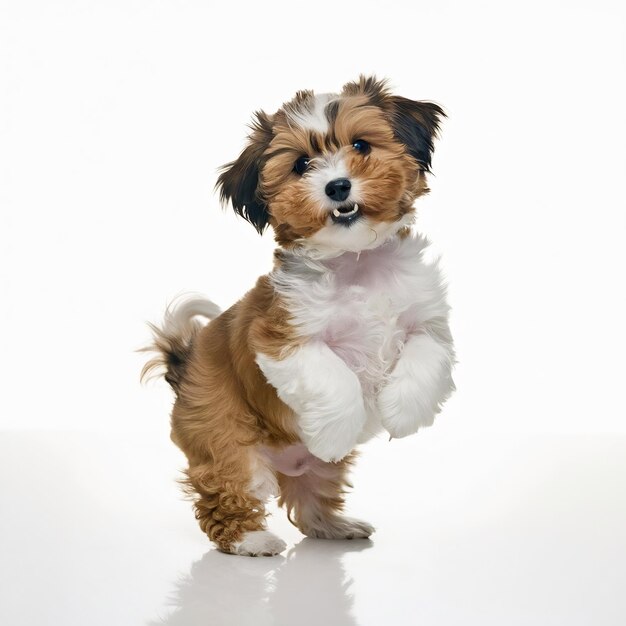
<box><xmin>140</xmin><ymin>295</ymin><xmax>221</xmax><ymax>393</ymax></box>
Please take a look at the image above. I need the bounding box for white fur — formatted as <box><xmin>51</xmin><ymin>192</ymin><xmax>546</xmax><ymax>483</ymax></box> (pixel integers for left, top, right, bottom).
<box><xmin>306</xmin><ymin>212</ymin><xmax>413</xmax><ymax>256</ymax></box>
<box><xmin>378</xmin><ymin>332</ymin><xmax>455</xmax><ymax>438</ymax></box>
<box><xmin>162</xmin><ymin>295</ymin><xmax>221</xmax><ymax>334</ymax></box>
<box><xmin>256</xmin><ymin>342</ymin><xmax>367</xmax><ymax>462</ymax></box>
<box><xmin>248</xmin><ymin>451</ymin><xmax>279</xmax><ymax>500</ymax></box>
<box><xmin>266</xmin><ymin>232</ymin><xmax>454</xmax><ymax>455</ymax></box>
<box><xmin>231</xmin><ymin>530</ymin><xmax>286</xmax><ymax>557</ymax></box>
<box><xmin>287</xmin><ymin>92</ymin><xmax>336</xmax><ymax>133</ymax></box>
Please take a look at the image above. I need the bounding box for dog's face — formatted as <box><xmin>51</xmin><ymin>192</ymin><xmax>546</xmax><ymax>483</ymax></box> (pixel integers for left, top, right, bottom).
<box><xmin>217</xmin><ymin>76</ymin><xmax>444</xmax><ymax>255</ymax></box>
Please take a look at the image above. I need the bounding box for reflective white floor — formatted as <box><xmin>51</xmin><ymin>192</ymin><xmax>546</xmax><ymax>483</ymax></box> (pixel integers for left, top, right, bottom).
<box><xmin>1</xmin><ymin>430</ymin><xmax>625</xmax><ymax>625</ymax></box>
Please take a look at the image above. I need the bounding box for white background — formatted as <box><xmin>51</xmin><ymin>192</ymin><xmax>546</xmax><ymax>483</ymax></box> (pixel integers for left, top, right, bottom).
<box><xmin>2</xmin><ymin>0</ymin><xmax>625</xmax><ymax>436</ymax></box>
<box><xmin>1</xmin><ymin>2</ymin><xmax>625</xmax><ymax>625</ymax></box>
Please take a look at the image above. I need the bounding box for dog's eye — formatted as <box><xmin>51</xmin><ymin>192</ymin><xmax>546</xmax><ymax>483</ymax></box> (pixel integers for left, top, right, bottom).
<box><xmin>293</xmin><ymin>156</ymin><xmax>311</xmax><ymax>176</ymax></box>
<box><xmin>352</xmin><ymin>139</ymin><xmax>371</xmax><ymax>155</ymax></box>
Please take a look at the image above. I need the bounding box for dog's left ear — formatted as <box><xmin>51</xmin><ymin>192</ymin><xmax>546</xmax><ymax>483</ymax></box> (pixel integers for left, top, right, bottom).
<box><xmin>385</xmin><ymin>97</ymin><xmax>446</xmax><ymax>172</ymax></box>
<box><xmin>216</xmin><ymin>111</ymin><xmax>274</xmax><ymax>234</ymax></box>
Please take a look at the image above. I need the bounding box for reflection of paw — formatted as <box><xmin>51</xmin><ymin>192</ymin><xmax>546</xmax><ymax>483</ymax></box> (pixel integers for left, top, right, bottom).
<box><xmin>301</xmin><ymin>516</ymin><xmax>375</xmax><ymax>540</ymax></box>
<box><xmin>230</xmin><ymin>530</ymin><xmax>287</xmax><ymax>557</ymax></box>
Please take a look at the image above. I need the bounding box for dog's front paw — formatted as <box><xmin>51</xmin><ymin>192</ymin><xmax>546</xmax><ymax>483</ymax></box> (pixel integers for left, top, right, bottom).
<box><xmin>378</xmin><ymin>378</ymin><xmax>437</xmax><ymax>439</ymax></box>
<box><xmin>304</xmin><ymin>434</ymin><xmax>355</xmax><ymax>463</ymax></box>
<box><xmin>379</xmin><ymin>334</ymin><xmax>455</xmax><ymax>439</ymax></box>
<box><xmin>301</xmin><ymin>398</ymin><xmax>367</xmax><ymax>462</ymax></box>
<box><xmin>256</xmin><ymin>342</ymin><xmax>367</xmax><ymax>461</ymax></box>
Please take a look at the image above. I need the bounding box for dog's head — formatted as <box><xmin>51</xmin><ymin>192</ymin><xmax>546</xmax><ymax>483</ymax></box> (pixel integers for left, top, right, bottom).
<box><xmin>217</xmin><ymin>76</ymin><xmax>444</xmax><ymax>255</ymax></box>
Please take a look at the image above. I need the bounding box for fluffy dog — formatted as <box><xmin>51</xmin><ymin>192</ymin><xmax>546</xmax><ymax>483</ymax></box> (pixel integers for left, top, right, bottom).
<box><xmin>142</xmin><ymin>76</ymin><xmax>455</xmax><ymax>556</ymax></box>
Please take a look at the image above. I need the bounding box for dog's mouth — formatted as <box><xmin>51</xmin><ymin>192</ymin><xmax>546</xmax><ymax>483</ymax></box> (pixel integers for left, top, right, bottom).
<box><xmin>330</xmin><ymin>202</ymin><xmax>361</xmax><ymax>226</ymax></box>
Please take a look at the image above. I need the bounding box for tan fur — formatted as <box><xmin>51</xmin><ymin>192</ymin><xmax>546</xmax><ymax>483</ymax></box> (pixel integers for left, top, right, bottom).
<box><xmin>161</xmin><ymin>276</ymin><xmax>304</xmax><ymax>552</ymax></box>
<box><xmin>277</xmin><ymin>454</ymin><xmax>357</xmax><ymax>536</ymax></box>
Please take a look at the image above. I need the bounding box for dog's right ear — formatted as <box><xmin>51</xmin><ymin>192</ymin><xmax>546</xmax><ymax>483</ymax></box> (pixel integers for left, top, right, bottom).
<box><xmin>216</xmin><ymin>111</ymin><xmax>274</xmax><ymax>234</ymax></box>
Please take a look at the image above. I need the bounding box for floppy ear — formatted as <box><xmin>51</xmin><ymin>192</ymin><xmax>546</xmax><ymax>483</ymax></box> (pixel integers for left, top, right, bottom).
<box><xmin>386</xmin><ymin>97</ymin><xmax>445</xmax><ymax>172</ymax></box>
<box><xmin>216</xmin><ymin>111</ymin><xmax>274</xmax><ymax>234</ymax></box>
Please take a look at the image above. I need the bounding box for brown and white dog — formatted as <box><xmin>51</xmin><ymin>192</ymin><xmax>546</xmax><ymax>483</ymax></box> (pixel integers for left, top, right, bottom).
<box><xmin>142</xmin><ymin>76</ymin><xmax>455</xmax><ymax>556</ymax></box>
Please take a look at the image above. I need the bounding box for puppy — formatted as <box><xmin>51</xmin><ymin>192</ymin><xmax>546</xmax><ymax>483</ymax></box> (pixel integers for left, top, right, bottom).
<box><xmin>142</xmin><ymin>76</ymin><xmax>455</xmax><ymax>556</ymax></box>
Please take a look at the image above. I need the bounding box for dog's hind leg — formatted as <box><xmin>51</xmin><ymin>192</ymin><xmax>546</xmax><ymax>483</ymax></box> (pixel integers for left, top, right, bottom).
<box><xmin>182</xmin><ymin>447</ymin><xmax>285</xmax><ymax>556</ymax></box>
<box><xmin>276</xmin><ymin>453</ymin><xmax>374</xmax><ymax>540</ymax></box>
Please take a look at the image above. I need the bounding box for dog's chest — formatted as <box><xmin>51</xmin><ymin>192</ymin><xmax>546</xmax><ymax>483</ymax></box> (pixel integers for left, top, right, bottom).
<box><xmin>318</xmin><ymin>283</ymin><xmax>406</xmax><ymax>396</ymax></box>
<box><xmin>274</xmin><ymin>239</ymin><xmax>426</xmax><ymax>397</ymax></box>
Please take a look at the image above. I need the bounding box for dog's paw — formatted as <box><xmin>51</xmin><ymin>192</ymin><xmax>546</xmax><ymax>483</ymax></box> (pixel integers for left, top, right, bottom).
<box><xmin>300</xmin><ymin>393</ymin><xmax>367</xmax><ymax>462</ymax></box>
<box><xmin>303</xmin><ymin>417</ymin><xmax>363</xmax><ymax>463</ymax></box>
<box><xmin>301</xmin><ymin>516</ymin><xmax>375</xmax><ymax>540</ymax></box>
<box><xmin>229</xmin><ymin>530</ymin><xmax>287</xmax><ymax>557</ymax></box>
<box><xmin>379</xmin><ymin>334</ymin><xmax>455</xmax><ymax>439</ymax></box>
<box><xmin>257</xmin><ymin>342</ymin><xmax>367</xmax><ymax>462</ymax></box>
<box><xmin>297</xmin><ymin>366</ymin><xmax>367</xmax><ymax>462</ymax></box>
<box><xmin>378</xmin><ymin>377</ymin><xmax>438</xmax><ymax>439</ymax></box>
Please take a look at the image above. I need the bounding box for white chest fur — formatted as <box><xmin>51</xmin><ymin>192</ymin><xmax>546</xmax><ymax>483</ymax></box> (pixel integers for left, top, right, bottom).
<box><xmin>256</xmin><ymin>232</ymin><xmax>454</xmax><ymax>462</ymax></box>
<box><xmin>271</xmin><ymin>233</ymin><xmax>448</xmax><ymax>397</ymax></box>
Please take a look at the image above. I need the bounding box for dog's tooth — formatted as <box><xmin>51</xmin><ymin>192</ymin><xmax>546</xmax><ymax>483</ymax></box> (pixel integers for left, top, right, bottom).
<box><xmin>332</xmin><ymin>204</ymin><xmax>359</xmax><ymax>219</ymax></box>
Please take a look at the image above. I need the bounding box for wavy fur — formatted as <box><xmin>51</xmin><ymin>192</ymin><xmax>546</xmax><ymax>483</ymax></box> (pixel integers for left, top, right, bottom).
<box><xmin>140</xmin><ymin>295</ymin><xmax>221</xmax><ymax>391</ymax></box>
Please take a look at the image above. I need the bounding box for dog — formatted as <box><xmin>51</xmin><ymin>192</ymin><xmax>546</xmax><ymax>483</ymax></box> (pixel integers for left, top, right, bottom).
<box><xmin>142</xmin><ymin>76</ymin><xmax>455</xmax><ymax>556</ymax></box>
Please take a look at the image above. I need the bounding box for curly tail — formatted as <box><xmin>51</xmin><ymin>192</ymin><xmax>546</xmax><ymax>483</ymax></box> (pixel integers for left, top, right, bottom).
<box><xmin>140</xmin><ymin>295</ymin><xmax>221</xmax><ymax>393</ymax></box>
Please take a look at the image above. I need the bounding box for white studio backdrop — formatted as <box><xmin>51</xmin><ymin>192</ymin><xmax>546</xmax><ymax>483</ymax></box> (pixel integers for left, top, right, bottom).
<box><xmin>1</xmin><ymin>0</ymin><xmax>625</xmax><ymax>436</ymax></box>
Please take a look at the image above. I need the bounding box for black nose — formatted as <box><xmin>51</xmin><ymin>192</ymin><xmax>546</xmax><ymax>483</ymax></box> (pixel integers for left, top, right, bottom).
<box><xmin>325</xmin><ymin>178</ymin><xmax>352</xmax><ymax>202</ymax></box>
